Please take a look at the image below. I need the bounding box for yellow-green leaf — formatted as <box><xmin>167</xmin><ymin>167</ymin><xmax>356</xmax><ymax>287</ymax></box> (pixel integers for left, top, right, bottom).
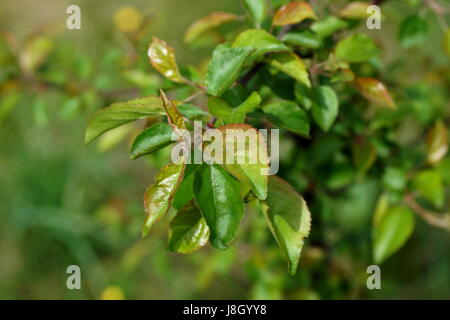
<box><xmin>272</xmin><ymin>1</ymin><xmax>317</xmax><ymax>26</ymax></box>
<box><xmin>373</xmin><ymin>206</ymin><xmax>415</xmax><ymax>264</ymax></box>
<box><xmin>142</xmin><ymin>162</ymin><xmax>186</xmax><ymax>238</ymax></box>
<box><xmin>168</xmin><ymin>200</ymin><xmax>210</xmax><ymax>253</ymax></box>
<box><xmin>266</xmin><ymin>52</ymin><xmax>311</xmax><ymax>87</ymax></box>
<box><xmin>261</xmin><ymin>176</ymin><xmax>311</xmax><ymax>275</ymax></box>
<box><xmin>148</xmin><ymin>37</ymin><xmax>186</xmax><ymax>83</ymax></box>
<box><xmin>426</xmin><ymin>120</ymin><xmax>448</xmax><ymax>165</ymax></box>
<box><xmin>184</xmin><ymin>12</ymin><xmax>238</xmax><ymax>43</ymax></box>
<box><xmin>85</xmin><ymin>96</ymin><xmax>165</xmax><ymax>145</ymax></box>
<box><xmin>353</xmin><ymin>77</ymin><xmax>396</xmax><ymax>109</ymax></box>
<box><xmin>338</xmin><ymin>1</ymin><xmax>371</xmax><ymax>19</ymax></box>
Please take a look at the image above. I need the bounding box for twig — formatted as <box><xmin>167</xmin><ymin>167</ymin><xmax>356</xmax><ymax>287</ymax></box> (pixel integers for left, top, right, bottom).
<box><xmin>404</xmin><ymin>193</ymin><xmax>450</xmax><ymax>231</ymax></box>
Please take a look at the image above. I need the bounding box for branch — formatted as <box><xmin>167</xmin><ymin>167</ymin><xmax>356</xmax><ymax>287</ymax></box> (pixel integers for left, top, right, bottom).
<box><xmin>404</xmin><ymin>193</ymin><xmax>450</xmax><ymax>231</ymax></box>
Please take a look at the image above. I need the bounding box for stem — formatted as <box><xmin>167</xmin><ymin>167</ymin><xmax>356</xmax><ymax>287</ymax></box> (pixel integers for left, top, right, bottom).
<box><xmin>403</xmin><ymin>193</ymin><xmax>450</xmax><ymax>231</ymax></box>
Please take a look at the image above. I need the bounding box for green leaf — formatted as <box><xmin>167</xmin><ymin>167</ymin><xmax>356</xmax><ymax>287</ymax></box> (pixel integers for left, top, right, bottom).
<box><xmin>262</xmin><ymin>101</ymin><xmax>310</xmax><ymax>137</ymax></box>
<box><xmin>352</xmin><ymin>139</ymin><xmax>377</xmax><ymax>174</ymax></box>
<box><xmin>281</xmin><ymin>30</ymin><xmax>321</xmax><ymax>49</ymax></box>
<box><xmin>232</xmin><ymin>29</ymin><xmax>289</xmax><ymax>65</ymax></box>
<box><xmin>426</xmin><ymin>120</ymin><xmax>448</xmax><ymax>165</ymax></box>
<box><xmin>130</xmin><ymin>123</ymin><xmax>173</xmax><ymax>159</ymax></box>
<box><xmin>206</xmin><ymin>46</ymin><xmax>255</xmax><ymax>96</ymax></box>
<box><xmin>335</xmin><ymin>33</ymin><xmax>379</xmax><ymax>63</ymax></box>
<box><xmin>412</xmin><ymin>170</ymin><xmax>444</xmax><ymax>209</ymax></box>
<box><xmin>168</xmin><ymin>200</ymin><xmax>210</xmax><ymax>253</ymax></box>
<box><xmin>178</xmin><ymin>104</ymin><xmax>210</xmax><ymax>120</ymax></box>
<box><xmin>294</xmin><ymin>82</ymin><xmax>313</xmax><ymax>110</ymax></box>
<box><xmin>208</xmin><ymin>92</ymin><xmax>261</xmax><ymax>124</ymax></box>
<box><xmin>184</xmin><ymin>12</ymin><xmax>238</xmax><ymax>43</ymax></box>
<box><xmin>272</xmin><ymin>1</ymin><xmax>317</xmax><ymax>26</ymax></box>
<box><xmin>142</xmin><ymin>162</ymin><xmax>186</xmax><ymax>238</ymax></box>
<box><xmin>243</xmin><ymin>0</ymin><xmax>266</xmax><ymax>28</ymax></box>
<box><xmin>353</xmin><ymin>77</ymin><xmax>396</xmax><ymax>109</ymax></box>
<box><xmin>193</xmin><ymin>164</ymin><xmax>245</xmax><ymax>249</ymax></box>
<box><xmin>148</xmin><ymin>37</ymin><xmax>186</xmax><ymax>83</ymax></box>
<box><xmin>85</xmin><ymin>96</ymin><xmax>165</xmax><ymax>145</ymax></box>
<box><xmin>311</xmin><ymin>86</ymin><xmax>339</xmax><ymax>131</ymax></box>
<box><xmin>311</xmin><ymin>16</ymin><xmax>348</xmax><ymax>38</ymax></box>
<box><xmin>266</xmin><ymin>52</ymin><xmax>310</xmax><ymax>87</ymax></box>
<box><xmin>373</xmin><ymin>206</ymin><xmax>415</xmax><ymax>264</ymax></box>
<box><xmin>399</xmin><ymin>15</ymin><xmax>428</xmax><ymax>48</ymax></box>
<box><xmin>218</xmin><ymin>124</ymin><xmax>269</xmax><ymax>200</ymax></box>
<box><xmin>261</xmin><ymin>176</ymin><xmax>311</xmax><ymax>275</ymax></box>
<box><xmin>172</xmin><ymin>164</ymin><xmax>199</xmax><ymax>210</ymax></box>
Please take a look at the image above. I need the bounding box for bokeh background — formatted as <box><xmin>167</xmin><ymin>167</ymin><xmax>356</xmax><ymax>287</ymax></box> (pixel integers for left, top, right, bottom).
<box><xmin>0</xmin><ymin>0</ymin><xmax>449</xmax><ymax>299</ymax></box>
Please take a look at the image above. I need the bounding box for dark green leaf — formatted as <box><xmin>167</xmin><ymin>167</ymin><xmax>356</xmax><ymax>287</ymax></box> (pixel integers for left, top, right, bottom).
<box><xmin>130</xmin><ymin>123</ymin><xmax>173</xmax><ymax>159</ymax></box>
<box><xmin>399</xmin><ymin>15</ymin><xmax>428</xmax><ymax>48</ymax></box>
<box><xmin>193</xmin><ymin>164</ymin><xmax>245</xmax><ymax>249</ymax></box>
<box><xmin>262</xmin><ymin>101</ymin><xmax>310</xmax><ymax>137</ymax></box>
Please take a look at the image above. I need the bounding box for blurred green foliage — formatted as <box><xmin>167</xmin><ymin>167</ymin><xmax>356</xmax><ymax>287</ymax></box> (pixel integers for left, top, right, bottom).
<box><xmin>0</xmin><ymin>0</ymin><xmax>449</xmax><ymax>299</ymax></box>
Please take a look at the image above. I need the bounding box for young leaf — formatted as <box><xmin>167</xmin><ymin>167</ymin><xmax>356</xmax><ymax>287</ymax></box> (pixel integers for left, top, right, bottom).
<box><xmin>262</xmin><ymin>101</ymin><xmax>310</xmax><ymax>137</ymax></box>
<box><xmin>412</xmin><ymin>170</ymin><xmax>445</xmax><ymax>209</ymax></box>
<box><xmin>168</xmin><ymin>200</ymin><xmax>210</xmax><ymax>253</ymax></box>
<box><xmin>426</xmin><ymin>120</ymin><xmax>448</xmax><ymax>165</ymax></box>
<box><xmin>232</xmin><ymin>29</ymin><xmax>289</xmax><ymax>64</ymax></box>
<box><xmin>85</xmin><ymin>96</ymin><xmax>165</xmax><ymax>145</ymax></box>
<box><xmin>353</xmin><ymin>77</ymin><xmax>396</xmax><ymax>109</ymax></box>
<box><xmin>218</xmin><ymin>124</ymin><xmax>269</xmax><ymax>200</ymax></box>
<box><xmin>335</xmin><ymin>33</ymin><xmax>379</xmax><ymax>63</ymax></box>
<box><xmin>261</xmin><ymin>176</ymin><xmax>311</xmax><ymax>275</ymax></box>
<box><xmin>272</xmin><ymin>1</ymin><xmax>317</xmax><ymax>26</ymax></box>
<box><xmin>311</xmin><ymin>86</ymin><xmax>339</xmax><ymax>131</ymax></box>
<box><xmin>142</xmin><ymin>162</ymin><xmax>186</xmax><ymax>238</ymax></box>
<box><xmin>130</xmin><ymin>122</ymin><xmax>173</xmax><ymax>159</ymax></box>
<box><xmin>193</xmin><ymin>164</ymin><xmax>245</xmax><ymax>249</ymax></box>
<box><xmin>160</xmin><ymin>90</ymin><xmax>185</xmax><ymax>130</ymax></box>
<box><xmin>399</xmin><ymin>15</ymin><xmax>428</xmax><ymax>48</ymax></box>
<box><xmin>243</xmin><ymin>0</ymin><xmax>266</xmax><ymax>28</ymax></box>
<box><xmin>148</xmin><ymin>37</ymin><xmax>186</xmax><ymax>83</ymax></box>
<box><xmin>206</xmin><ymin>46</ymin><xmax>255</xmax><ymax>96</ymax></box>
<box><xmin>229</xmin><ymin>91</ymin><xmax>262</xmax><ymax>123</ymax></box>
<box><xmin>338</xmin><ymin>1</ymin><xmax>371</xmax><ymax>19</ymax></box>
<box><xmin>184</xmin><ymin>12</ymin><xmax>238</xmax><ymax>43</ymax></box>
<box><xmin>208</xmin><ymin>97</ymin><xmax>234</xmax><ymax>124</ymax></box>
<box><xmin>281</xmin><ymin>30</ymin><xmax>321</xmax><ymax>49</ymax></box>
<box><xmin>373</xmin><ymin>206</ymin><xmax>415</xmax><ymax>264</ymax></box>
<box><xmin>266</xmin><ymin>52</ymin><xmax>311</xmax><ymax>87</ymax></box>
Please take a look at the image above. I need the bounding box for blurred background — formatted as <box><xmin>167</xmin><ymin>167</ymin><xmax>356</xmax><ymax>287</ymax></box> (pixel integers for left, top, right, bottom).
<box><xmin>0</xmin><ymin>0</ymin><xmax>449</xmax><ymax>299</ymax></box>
